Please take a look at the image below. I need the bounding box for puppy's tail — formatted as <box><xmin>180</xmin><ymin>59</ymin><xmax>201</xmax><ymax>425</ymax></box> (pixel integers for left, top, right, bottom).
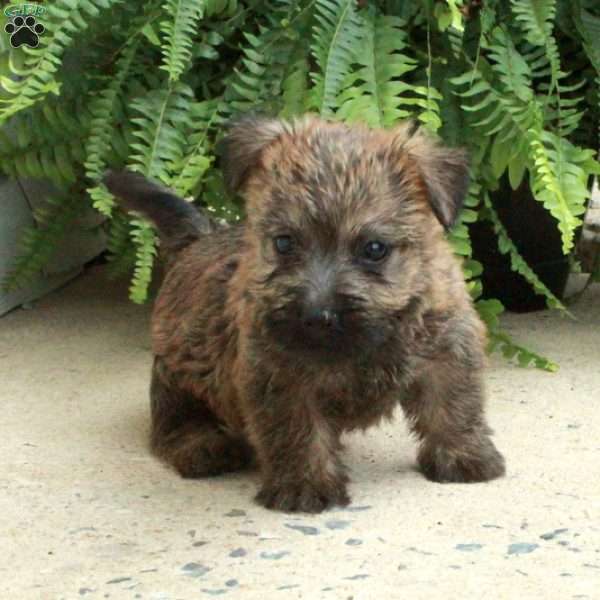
<box><xmin>102</xmin><ymin>170</ymin><xmax>213</xmax><ymax>252</ymax></box>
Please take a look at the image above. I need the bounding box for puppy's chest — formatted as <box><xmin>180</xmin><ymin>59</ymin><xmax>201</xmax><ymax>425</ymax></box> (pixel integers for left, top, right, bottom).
<box><xmin>314</xmin><ymin>370</ymin><xmax>402</xmax><ymax>429</ymax></box>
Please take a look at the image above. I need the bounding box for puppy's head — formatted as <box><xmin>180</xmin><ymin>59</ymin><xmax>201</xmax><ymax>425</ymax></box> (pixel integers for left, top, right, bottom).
<box><xmin>221</xmin><ymin>115</ymin><xmax>469</xmax><ymax>362</ymax></box>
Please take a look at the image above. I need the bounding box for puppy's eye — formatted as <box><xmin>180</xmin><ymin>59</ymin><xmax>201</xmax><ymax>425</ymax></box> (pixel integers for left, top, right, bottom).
<box><xmin>362</xmin><ymin>240</ymin><xmax>388</xmax><ymax>262</ymax></box>
<box><xmin>274</xmin><ymin>235</ymin><xmax>294</xmax><ymax>255</ymax></box>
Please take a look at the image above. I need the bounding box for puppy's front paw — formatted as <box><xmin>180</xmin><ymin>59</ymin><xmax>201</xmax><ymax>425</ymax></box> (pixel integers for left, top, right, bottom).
<box><xmin>256</xmin><ymin>480</ymin><xmax>350</xmax><ymax>513</ymax></box>
<box><xmin>419</xmin><ymin>437</ymin><xmax>505</xmax><ymax>483</ymax></box>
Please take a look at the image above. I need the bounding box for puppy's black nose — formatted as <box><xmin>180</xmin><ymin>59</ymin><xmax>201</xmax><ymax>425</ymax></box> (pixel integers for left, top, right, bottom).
<box><xmin>302</xmin><ymin>307</ymin><xmax>341</xmax><ymax>332</ymax></box>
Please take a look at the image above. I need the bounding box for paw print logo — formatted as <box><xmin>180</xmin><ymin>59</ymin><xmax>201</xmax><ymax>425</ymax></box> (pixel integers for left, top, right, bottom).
<box><xmin>5</xmin><ymin>15</ymin><xmax>45</xmax><ymax>49</ymax></box>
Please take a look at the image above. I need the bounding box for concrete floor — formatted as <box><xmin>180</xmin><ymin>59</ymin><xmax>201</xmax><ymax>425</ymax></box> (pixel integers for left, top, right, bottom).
<box><xmin>1</xmin><ymin>265</ymin><xmax>599</xmax><ymax>600</ymax></box>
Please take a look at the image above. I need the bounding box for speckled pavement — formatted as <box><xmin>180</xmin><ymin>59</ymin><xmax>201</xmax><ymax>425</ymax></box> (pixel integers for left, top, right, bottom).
<box><xmin>1</xmin><ymin>266</ymin><xmax>599</xmax><ymax>600</ymax></box>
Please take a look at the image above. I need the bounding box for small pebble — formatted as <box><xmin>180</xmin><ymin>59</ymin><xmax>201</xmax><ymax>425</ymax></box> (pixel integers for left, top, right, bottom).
<box><xmin>285</xmin><ymin>524</ymin><xmax>319</xmax><ymax>536</ymax></box>
<box><xmin>455</xmin><ymin>544</ymin><xmax>483</xmax><ymax>552</ymax></box>
<box><xmin>508</xmin><ymin>543</ymin><xmax>538</xmax><ymax>555</ymax></box>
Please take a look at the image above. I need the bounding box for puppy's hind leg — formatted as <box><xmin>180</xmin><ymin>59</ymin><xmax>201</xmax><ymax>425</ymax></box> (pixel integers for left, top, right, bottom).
<box><xmin>150</xmin><ymin>361</ymin><xmax>252</xmax><ymax>478</ymax></box>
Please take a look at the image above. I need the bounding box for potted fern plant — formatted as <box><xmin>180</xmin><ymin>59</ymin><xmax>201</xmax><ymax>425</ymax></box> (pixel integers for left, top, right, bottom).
<box><xmin>0</xmin><ymin>0</ymin><xmax>598</xmax><ymax>367</ymax></box>
<box><xmin>456</xmin><ymin>3</ymin><xmax>600</xmax><ymax>311</ymax></box>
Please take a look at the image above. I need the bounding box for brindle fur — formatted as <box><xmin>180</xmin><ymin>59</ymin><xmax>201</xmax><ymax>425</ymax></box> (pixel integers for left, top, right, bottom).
<box><xmin>104</xmin><ymin>115</ymin><xmax>505</xmax><ymax>513</ymax></box>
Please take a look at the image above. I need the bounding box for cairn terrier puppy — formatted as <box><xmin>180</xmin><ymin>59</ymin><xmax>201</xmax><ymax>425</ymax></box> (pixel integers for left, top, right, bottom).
<box><xmin>104</xmin><ymin>115</ymin><xmax>505</xmax><ymax>513</ymax></box>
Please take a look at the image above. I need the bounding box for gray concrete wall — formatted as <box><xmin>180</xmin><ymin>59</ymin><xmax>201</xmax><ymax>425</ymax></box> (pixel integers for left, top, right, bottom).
<box><xmin>0</xmin><ymin>175</ymin><xmax>105</xmax><ymax>316</ymax></box>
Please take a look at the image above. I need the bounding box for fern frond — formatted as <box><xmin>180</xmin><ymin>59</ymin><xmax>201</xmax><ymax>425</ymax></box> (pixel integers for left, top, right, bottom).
<box><xmin>451</xmin><ymin>30</ymin><xmax>539</xmax><ymax>145</ymax></box>
<box><xmin>125</xmin><ymin>81</ymin><xmax>196</xmax><ymax>302</ymax></box>
<box><xmin>511</xmin><ymin>0</ymin><xmax>560</xmax><ymax>82</ymax></box>
<box><xmin>105</xmin><ymin>212</ymin><xmax>136</xmax><ymax>279</ymax></box>
<box><xmin>489</xmin><ymin>330</ymin><xmax>558</xmax><ymax>371</ymax></box>
<box><xmin>223</xmin><ymin>1</ymin><xmax>313</xmax><ymax>118</ymax></box>
<box><xmin>527</xmin><ymin>129</ymin><xmax>598</xmax><ymax>253</ymax></box>
<box><xmin>337</xmin><ymin>12</ymin><xmax>432</xmax><ymax>128</ymax></box>
<box><xmin>511</xmin><ymin>0</ymin><xmax>584</xmax><ymax>135</ymax></box>
<box><xmin>159</xmin><ymin>0</ymin><xmax>205</xmax><ymax>83</ymax></box>
<box><xmin>459</xmin><ymin>26</ymin><xmax>596</xmax><ymax>254</ymax></box>
<box><xmin>225</xmin><ymin>30</ymin><xmax>272</xmax><ymax>113</ymax></box>
<box><xmin>575</xmin><ymin>6</ymin><xmax>600</xmax><ymax>75</ymax></box>
<box><xmin>128</xmin><ymin>218</ymin><xmax>158</xmax><ymax>304</ymax></box>
<box><xmin>573</xmin><ymin>5</ymin><xmax>600</xmax><ymax>147</ymax></box>
<box><xmin>278</xmin><ymin>2</ymin><xmax>315</xmax><ymax>118</ymax></box>
<box><xmin>85</xmin><ymin>40</ymin><xmax>141</xmax><ymax>216</ymax></box>
<box><xmin>0</xmin><ymin>0</ymin><xmax>120</xmax><ymax>124</ymax></box>
<box><xmin>280</xmin><ymin>55</ymin><xmax>311</xmax><ymax>118</ymax></box>
<box><xmin>0</xmin><ymin>92</ymin><xmax>90</xmax><ymax>185</ymax></box>
<box><xmin>511</xmin><ymin>0</ymin><xmax>556</xmax><ymax>47</ymax></box>
<box><xmin>448</xmin><ymin>180</ymin><xmax>483</xmax><ymax>299</ymax></box>
<box><xmin>170</xmin><ymin>99</ymin><xmax>218</xmax><ymax>196</ymax></box>
<box><xmin>435</xmin><ymin>0</ymin><xmax>465</xmax><ymax>33</ymax></box>
<box><xmin>129</xmin><ymin>82</ymin><xmax>194</xmax><ymax>182</ymax></box>
<box><xmin>204</xmin><ymin>0</ymin><xmax>239</xmax><ymax>18</ymax></box>
<box><xmin>476</xmin><ymin>299</ymin><xmax>558</xmax><ymax>371</ymax></box>
<box><xmin>448</xmin><ymin>180</ymin><xmax>479</xmax><ymax>258</ymax></box>
<box><xmin>309</xmin><ymin>0</ymin><xmax>363</xmax><ymax>117</ymax></box>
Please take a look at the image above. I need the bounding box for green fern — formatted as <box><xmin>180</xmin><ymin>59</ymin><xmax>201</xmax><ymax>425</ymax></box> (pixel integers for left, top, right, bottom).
<box><xmin>104</xmin><ymin>211</ymin><xmax>136</xmax><ymax>279</ymax></box>
<box><xmin>309</xmin><ymin>0</ymin><xmax>363</xmax><ymax>117</ymax></box>
<box><xmin>85</xmin><ymin>40</ymin><xmax>141</xmax><ymax>216</ymax></box>
<box><xmin>573</xmin><ymin>4</ymin><xmax>600</xmax><ymax>148</ymax></box>
<box><xmin>575</xmin><ymin>5</ymin><xmax>600</xmax><ymax>75</ymax></box>
<box><xmin>485</xmin><ymin>27</ymin><xmax>541</xmax><ymax>140</ymax></box>
<box><xmin>511</xmin><ymin>1</ymin><xmax>556</xmax><ymax>48</ymax></box>
<box><xmin>511</xmin><ymin>0</ymin><xmax>584</xmax><ymax>136</ymax></box>
<box><xmin>280</xmin><ymin>55</ymin><xmax>311</xmax><ymax>118</ymax></box>
<box><xmin>448</xmin><ymin>179</ymin><xmax>483</xmax><ymax>299</ymax></box>
<box><xmin>0</xmin><ymin>91</ymin><xmax>90</xmax><ymax>185</ymax></box>
<box><xmin>129</xmin><ymin>82</ymin><xmax>194</xmax><ymax>183</ymax></box>
<box><xmin>225</xmin><ymin>29</ymin><xmax>280</xmax><ymax>114</ymax></box>
<box><xmin>159</xmin><ymin>0</ymin><xmax>205</xmax><ymax>83</ymax></box>
<box><xmin>452</xmin><ymin>26</ymin><xmax>598</xmax><ymax>253</ymax></box>
<box><xmin>1</xmin><ymin>0</ymin><xmax>599</xmax><ymax>369</ymax></box>
<box><xmin>223</xmin><ymin>1</ymin><xmax>313</xmax><ymax>118</ymax></box>
<box><xmin>511</xmin><ymin>0</ymin><xmax>560</xmax><ymax>85</ymax></box>
<box><xmin>204</xmin><ymin>0</ymin><xmax>239</xmax><ymax>18</ymax></box>
<box><xmin>170</xmin><ymin>99</ymin><xmax>218</xmax><ymax>196</ymax></box>
<box><xmin>125</xmin><ymin>82</ymin><xmax>197</xmax><ymax>302</ymax></box>
<box><xmin>0</xmin><ymin>0</ymin><xmax>120</xmax><ymax>124</ymax></box>
<box><xmin>337</xmin><ymin>12</ymin><xmax>437</xmax><ymax>128</ymax></box>
<box><xmin>490</xmin><ymin>330</ymin><xmax>559</xmax><ymax>371</ymax></box>
<box><xmin>126</xmin><ymin>217</ymin><xmax>157</xmax><ymax>303</ymax></box>
<box><xmin>476</xmin><ymin>299</ymin><xmax>558</xmax><ymax>371</ymax></box>
<box><xmin>528</xmin><ymin>129</ymin><xmax>598</xmax><ymax>253</ymax></box>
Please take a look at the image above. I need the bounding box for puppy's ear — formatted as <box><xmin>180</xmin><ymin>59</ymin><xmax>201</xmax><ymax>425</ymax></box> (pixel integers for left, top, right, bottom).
<box><xmin>219</xmin><ymin>114</ymin><xmax>288</xmax><ymax>193</ymax></box>
<box><xmin>392</xmin><ymin>122</ymin><xmax>469</xmax><ymax>230</ymax></box>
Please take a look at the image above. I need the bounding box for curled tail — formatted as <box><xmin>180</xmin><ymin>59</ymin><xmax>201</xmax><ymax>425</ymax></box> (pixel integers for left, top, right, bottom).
<box><xmin>103</xmin><ymin>170</ymin><xmax>213</xmax><ymax>252</ymax></box>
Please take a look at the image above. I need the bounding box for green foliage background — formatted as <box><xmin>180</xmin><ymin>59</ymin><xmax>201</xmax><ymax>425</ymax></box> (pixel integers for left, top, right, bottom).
<box><xmin>1</xmin><ymin>0</ymin><xmax>600</xmax><ymax>370</ymax></box>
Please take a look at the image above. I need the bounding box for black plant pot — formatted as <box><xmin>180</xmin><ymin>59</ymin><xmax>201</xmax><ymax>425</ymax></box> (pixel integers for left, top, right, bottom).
<box><xmin>470</xmin><ymin>177</ymin><xmax>573</xmax><ymax>313</ymax></box>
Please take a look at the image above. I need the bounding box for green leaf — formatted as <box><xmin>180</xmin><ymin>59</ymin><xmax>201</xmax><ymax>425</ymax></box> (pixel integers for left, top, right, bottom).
<box><xmin>309</xmin><ymin>0</ymin><xmax>364</xmax><ymax>117</ymax></box>
<box><xmin>159</xmin><ymin>0</ymin><xmax>205</xmax><ymax>83</ymax></box>
<box><xmin>142</xmin><ymin>23</ymin><xmax>162</xmax><ymax>46</ymax></box>
<box><xmin>337</xmin><ymin>12</ymin><xmax>437</xmax><ymax>128</ymax></box>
